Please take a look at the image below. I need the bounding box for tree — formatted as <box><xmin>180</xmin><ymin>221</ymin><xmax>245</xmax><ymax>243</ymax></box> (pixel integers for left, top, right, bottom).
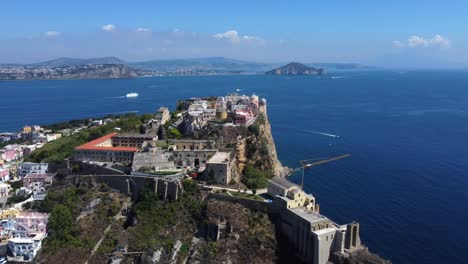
<box><xmin>248</xmin><ymin>124</ymin><xmax>260</xmax><ymax>137</ymax></box>
<box><xmin>167</xmin><ymin>128</ymin><xmax>182</xmax><ymax>139</ymax></box>
<box><xmin>47</xmin><ymin>204</ymin><xmax>82</xmax><ymax>248</ymax></box>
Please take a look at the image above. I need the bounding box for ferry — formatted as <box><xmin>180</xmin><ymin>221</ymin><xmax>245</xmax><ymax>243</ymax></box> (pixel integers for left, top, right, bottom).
<box><xmin>126</xmin><ymin>92</ymin><xmax>139</xmax><ymax>98</ymax></box>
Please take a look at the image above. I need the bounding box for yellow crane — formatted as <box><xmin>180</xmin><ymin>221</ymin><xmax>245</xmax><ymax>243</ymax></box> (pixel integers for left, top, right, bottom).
<box><xmin>299</xmin><ymin>154</ymin><xmax>351</xmax><ymax>189</ymax></box>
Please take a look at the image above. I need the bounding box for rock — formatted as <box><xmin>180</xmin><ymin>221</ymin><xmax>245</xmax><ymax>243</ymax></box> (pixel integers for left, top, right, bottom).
<box><xmin>265</xmin><ymin>62</ymin><xmax>325</xmax><ymax>75</ymax></box>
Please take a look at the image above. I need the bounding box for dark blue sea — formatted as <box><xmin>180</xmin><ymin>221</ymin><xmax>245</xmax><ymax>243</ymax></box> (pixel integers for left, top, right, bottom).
<box><xmin>1</xmin><ymin>71</ymin><xmax>468</xmax><ymax>264</ymax></box>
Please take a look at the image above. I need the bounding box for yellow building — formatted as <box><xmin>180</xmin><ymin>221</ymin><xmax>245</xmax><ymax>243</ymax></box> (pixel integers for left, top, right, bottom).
<box><xmin>267</xmin><ymin>177</ymin><xmax>317</xmax><ymax>212</ymax></box>
<box><xmin>23</xmin><ymin>126</ymin><xmax>32</xmax><ymax>133</ymax></box>
<box><xmin>0</xmin><ymin>207</ymin><xmax>20</xmax><ymax>219</ymax></box>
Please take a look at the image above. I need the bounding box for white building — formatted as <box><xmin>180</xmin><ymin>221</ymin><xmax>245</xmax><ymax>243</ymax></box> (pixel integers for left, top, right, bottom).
<box><xmin>7</xmin><ymin>234</ymin><xmax>45</xmax><ymax>262</ymax></box>
<box><xmin>268</xmin><ymin>177</ymin><xmax>362</xmax><ymax>264</ymax></box>
<box><xmin>17</xmin><ymin>163</ymin><xmax>48</xmax><ymax>178</ymax></box>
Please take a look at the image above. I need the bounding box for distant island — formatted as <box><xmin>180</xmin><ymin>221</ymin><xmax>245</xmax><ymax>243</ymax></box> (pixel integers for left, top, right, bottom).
<box><xmin>0</xmin><ymin>57</ymin><xmax>371</xmax><ymax>80</ymax></box>
<box><xmin>265</xmin><ymin>62</ymin><xmax>325</xmax><ymax>75</ymax></box>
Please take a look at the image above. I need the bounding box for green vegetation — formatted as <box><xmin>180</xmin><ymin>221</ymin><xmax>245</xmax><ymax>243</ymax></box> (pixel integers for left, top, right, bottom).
<box><xmin>128</xmin><ymin>180</ymin><xmax>204</xmax><ymax>251</ymax></box>
<box><xmin>242</xmin><ymin>165</ymin><xmax>272</xmax><ymax>189</ymax></box>
<box><xmin>7</xmin><ymin>194</ymin><xmax>30</xmax><ymax>205</ymax></box>
<box><xmin>197</xmin><ymin>241</ymin><xmax>219</xmax><ymax>263</ymax></box>
<box><xmin>167</xmin><ymin>128</ymin><xmax>182</xmax><ymax>139</ymax></box>
<box><xmin>36</xmin><ymin>187</ymin><xmax>84</xmax><ymax>251</ymax></box>
<box><xmin>137</xmin><ymin>166</ymin><xmax>179</xmax><ymax>175</ymax></box>
<box><xmin>248</xmin><ymin>124</ymin><xmax>260</xmax><ymax>137</ymax></box>
<box><xmin>25</xmin><ymin>114</ymin><xmax>145</xmax><ymax>163</ymax></box>
<box><xmin>47</xmin><ymin>205</ymin><xmax>84</xmax><ymax>249</ymax></box>
<box><xmin>256</xmin><ymin>113</ymin><xmax>266</xmax><ymax>125</ymax></box>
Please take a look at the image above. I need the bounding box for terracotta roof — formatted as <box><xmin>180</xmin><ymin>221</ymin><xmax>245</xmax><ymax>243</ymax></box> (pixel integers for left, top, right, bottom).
<box><xmin>74</xmin><ymin>132</ymin><xmax>137</xmax><ymax>152</ymax></box>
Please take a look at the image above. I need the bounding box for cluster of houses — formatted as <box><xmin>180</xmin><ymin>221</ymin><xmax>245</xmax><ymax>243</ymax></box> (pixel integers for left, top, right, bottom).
<box><xmin>72</xmin><ymin>98</ymin><xmax>252</xmax><ymax>185</ymax></box>
<box><xmin>0</xmin><ymin>125</ymin><xmax>59</xmax><ymax>182</ymax></box>
<box><xmin>181</xmin><ymin>93</ymin><xmax>265</xmax><ymax>134</ymax></box>
<box><xmin>0</xmin><ymin>162</ymin><xmax>52</xmax><ymax>262</ymax></box>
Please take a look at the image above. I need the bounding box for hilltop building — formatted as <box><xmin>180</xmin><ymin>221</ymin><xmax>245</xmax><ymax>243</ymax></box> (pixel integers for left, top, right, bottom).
<box><xmin>73</xmin><ymin>132</ymin><xmax>138</xmax><ymax>163</ymax></box>
<box><xmin>111</xmin><ymin>133</ymin><xmax>157</xmax><ymax>148</ymax></box>
<box><xmin>155</xmin><ymin>107</ymin><xmax>170</xmax><ymax>125</ymax></box>
<box><xmin>205</xmin><ymin>151</ymin><xmax>237</xmax><ymax>184</ymax></box>
<box><xmin>268</xmin><ymin>177</ymin><xmax>363</xmax><ymax>264</ymax></box>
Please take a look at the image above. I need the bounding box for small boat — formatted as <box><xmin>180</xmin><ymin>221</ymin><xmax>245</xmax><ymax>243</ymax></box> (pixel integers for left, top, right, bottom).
<box><xmin>126</xmin><ymin>92</ymin><xmax>139</xmax><ymax>98</ymax></box>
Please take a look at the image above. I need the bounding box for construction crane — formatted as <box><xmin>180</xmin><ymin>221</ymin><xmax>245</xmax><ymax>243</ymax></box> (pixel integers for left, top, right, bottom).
<box><xmin>299</xmin><ymin>154</ymin><xmax>351</xmax><ymax>189</ymax></box>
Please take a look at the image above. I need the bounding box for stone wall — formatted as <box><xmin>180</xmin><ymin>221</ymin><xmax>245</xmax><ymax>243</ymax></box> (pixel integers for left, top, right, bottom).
<box><xmin>207</xmin><ymin>192</ymin><xmax>268</xmax><ymax>212</ymax></box>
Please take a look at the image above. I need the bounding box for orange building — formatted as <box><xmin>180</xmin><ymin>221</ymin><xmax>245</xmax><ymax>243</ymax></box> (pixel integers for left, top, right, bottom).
<box><xmin>73</xmin><ymin>132</ymin><xmax>137</xmax><ymax>163</ymax></box>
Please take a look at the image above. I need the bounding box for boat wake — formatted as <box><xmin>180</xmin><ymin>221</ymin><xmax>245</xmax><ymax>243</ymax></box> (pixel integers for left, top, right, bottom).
<box><xmin>104</xmin><ymin>96</ymin><xmax>126</xmax><ymax>99</ymax></box>
<box><xmin>331</xmin><ymin>76</ymin><xmax>345</xmax><ymax>79</ymax></box>
<box><xmin>307</xmin><ymin>130</ymin><xmax>340</xmax><ymax>138</ymax></box>
<box><xmin>148</xmin><ymin>85</ymin><xmax>158</xmax><ymax>88</ymax></box>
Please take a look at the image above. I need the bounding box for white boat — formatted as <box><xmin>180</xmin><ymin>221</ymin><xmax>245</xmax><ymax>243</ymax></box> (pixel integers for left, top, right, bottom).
<box><xmin>126</xmin><ymin>92</ymin><xmax>139</xmax><ymax>98</ymax></box>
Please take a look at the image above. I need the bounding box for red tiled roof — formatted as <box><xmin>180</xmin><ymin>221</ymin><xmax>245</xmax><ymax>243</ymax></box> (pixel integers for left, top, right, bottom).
<box><xmin>74</xmin><ymin>132</ymin><xmax>137</xmax><ymax>152</ymax></box>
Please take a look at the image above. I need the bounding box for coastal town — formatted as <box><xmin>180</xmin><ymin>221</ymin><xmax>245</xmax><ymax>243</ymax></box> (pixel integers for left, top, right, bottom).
<box><xmin>0</xmin><ymin>93</ymin><xmax>386</xmax><ymax>264</ymax></box>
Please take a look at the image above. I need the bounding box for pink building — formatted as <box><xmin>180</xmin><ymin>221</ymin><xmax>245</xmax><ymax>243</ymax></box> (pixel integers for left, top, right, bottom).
<box><xmin>13</xmin><ymin>212</ymin><xmax>49</xmax><ymax>238</ymax></box>
<box><xmin>1</xmin><ymin>150</ymin><xmax>17</xmax><ymax>162</ymax></box>
<box><xmin>0</xmin><ymin>167</ymin><xmax>10</xmax><ymax>181</ymax></box>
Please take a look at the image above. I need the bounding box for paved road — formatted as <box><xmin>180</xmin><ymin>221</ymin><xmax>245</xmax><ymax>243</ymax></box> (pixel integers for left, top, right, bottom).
<box><xmin>208</xmin><ymin>185</ymin><xmax>267</xmax><ymax>195</ymax></box>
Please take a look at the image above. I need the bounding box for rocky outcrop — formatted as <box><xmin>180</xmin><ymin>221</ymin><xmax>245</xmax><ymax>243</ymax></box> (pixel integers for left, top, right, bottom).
<box><xmin>265</xmin><ymin>62</ymin><xmax>325</xmax><ymax>75</ymax></box>
<box><xmin>231</xmin><ymin>104</ymin><xmax>290</xmax><ymax>177</ymax></box>
<box><xmin>258</xmin><ymin>104</ymin><xmax>290</xmax><ymax>176</ymax></box>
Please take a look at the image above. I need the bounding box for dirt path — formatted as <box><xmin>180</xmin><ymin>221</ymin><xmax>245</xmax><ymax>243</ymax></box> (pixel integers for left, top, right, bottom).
<box><xmin>84</xmin><ymin>200</ymin><xmax>131</xmax><ymax>264</ymax></box>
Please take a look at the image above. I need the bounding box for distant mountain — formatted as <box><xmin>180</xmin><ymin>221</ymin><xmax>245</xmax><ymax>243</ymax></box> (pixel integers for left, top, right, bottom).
<box><xmin>307</xmin><ymin>62</ymin><xmax>372</xmax><ymax>70</ymax></box>
<box><xmin>30</xmin><ymin>56</ymin><xmax>127</xmax><ymax>67</ymax></box>
<box><xmin>129</xmin><ymin>57</ymin><xmax>276</xmax><ymax>73</ymax></box>
<box><xmin>265</xmin><ymin>62</ymin><xmax>325</xmax><ymax>75</ymax></box>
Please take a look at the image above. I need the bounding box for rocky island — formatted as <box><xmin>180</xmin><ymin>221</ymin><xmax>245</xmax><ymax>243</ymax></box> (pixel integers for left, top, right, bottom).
<box><xmin>0</xmin><ymin>94</ymin><xmax>388</xmax><ymax>264</ymax></box>
<box><xmin>265</xmin><ymin>62</ymin><xmax>325</xmax><ymax>75</ymax></box>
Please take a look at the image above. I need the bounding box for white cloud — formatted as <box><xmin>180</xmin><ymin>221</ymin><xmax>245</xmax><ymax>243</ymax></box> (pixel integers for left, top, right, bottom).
<box><xmin>408</xmin><ymin>35</ymin><xmax>429</xmax><ymax>47</ymax></box>
<box><xmin>213</xmin><ymin>30</ymin><xmax>263</xmax><ymax>45</ymax></box>
<box><xmin>213</xmin><ymin>30</ymin><xmax>240</xmax><ymax>43</ymax></box>
<box><xmin>44</xmin><ymin>31</ymin><xmax>60</xmax><ymax>37</ymax></box>
<box><xmin>392</xmin><ymin>40</ymin><xmax>404</xmax><ymax>48</ymax></box>
<box><xmin>393</xmin><ymin>34</ymin><xmax>451</xmax><ymax>49</ymax></box>
<box><xmin>101</xmin><ymin>24</ymin><xmax>116</xmax><ymax>32</ymax></box>
<box><xmin>430</xmin><ymin>34</ymin><xmax>450</xmax><ymax>48</ymax></box>
<box><xmin>136</xmin><ymin>27</ymin><xmax>151</xmax><ymax>33</ymax></box>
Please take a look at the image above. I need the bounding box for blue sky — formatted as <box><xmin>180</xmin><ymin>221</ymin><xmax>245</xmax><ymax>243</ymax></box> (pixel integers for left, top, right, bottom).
<box><xmin>1</xmin><ymin>0</ymin><xmax>467</xmax><ymax>68</ymax></box>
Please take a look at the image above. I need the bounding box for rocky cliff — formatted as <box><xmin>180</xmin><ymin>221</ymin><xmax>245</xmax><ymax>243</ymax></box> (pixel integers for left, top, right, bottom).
<box><xmin>237</xmin><ymin>104</ymin><xmax>288</xmax><ymax>176</ymax></box>
<box><xmin>265</xmin><ymin>62</ymin><xmax>325</xmax><ymax>75</ymax></box>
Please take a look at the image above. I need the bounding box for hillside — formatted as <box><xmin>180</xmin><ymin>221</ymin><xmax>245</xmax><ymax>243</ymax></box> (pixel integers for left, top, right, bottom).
<box><xmin>265</xmin><ymin>62</ymin><xmax>325</xmax><ymax>75</ymax></box>
<box><xmin>0</xmin><ymin>64</ymin><xmax>139</xmax><ymax>80</ymax></box>
<box><xmin>30</xmin><ymin>56</ymin><xmax>127</xmax><ymax>67</ymax></box>
<box><xmin>129</xmin><ymin>57</ymin><xmax>275</xmax><ymax>73</ymax></box>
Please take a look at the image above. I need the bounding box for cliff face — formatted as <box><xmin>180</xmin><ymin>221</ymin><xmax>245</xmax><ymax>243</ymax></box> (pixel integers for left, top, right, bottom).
<box><xmin>233</xmin><ymin>104</ymin><xmax>289</xmax><ymax>177</ymax></box>
<box><xmin>257</xmin><ymin>104</ymin><xmax>290</xmax><ymax>176</ymax></box>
